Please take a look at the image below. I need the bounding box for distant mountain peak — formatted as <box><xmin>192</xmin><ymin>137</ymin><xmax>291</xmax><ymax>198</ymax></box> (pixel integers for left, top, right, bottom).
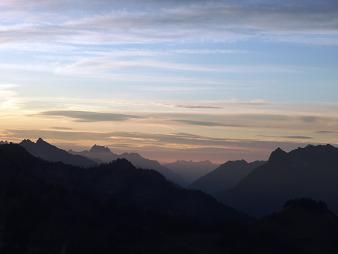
<box><xmin>224</xmin><ymin>160</ymin><xmax>248</xmax><ymax>167</ymax></box>
<box><xmin>20</xmin><ymin>138</ymin><xmax>97</xmax><ymax>168</ymax></box>
<box><xmin>89</xmin><ymin>144</ymin><xmax>112</xmax><ymax>154</ymax></box>
<box><xmin>36</xmin><ymin>137</ymin><xmax>50</xmax><ymax>146</ymax></box>
<box><xmin>269</xmin><ymin>147</ymin><xmax>288</xmax><ymax>162</ymax></box>
<box><xmin>20</xmin><ymin>139</ymin><xmax>34</xmax><ymax>145</ymax></box>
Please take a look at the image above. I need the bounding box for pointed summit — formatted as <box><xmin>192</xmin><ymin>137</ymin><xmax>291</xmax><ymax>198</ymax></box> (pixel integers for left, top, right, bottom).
<box><xmin>89</xmin><ymin>145</ymin><xmax>112</xmax><ymax>154</ymax></box>
<box><xmin>269</xmin><ymin>147</ymin><xmax>288</xmax><ymax>162</ymax></box>
<box><xmin>36</xmin><ymin>138</ymin><xmax>49</xmax><ymax>146</ymax></box>
<box><xmin>20</xmin><ymin>139</ymin><xmax>34</xmax><ymax>145</ymax></box>
<box><xmin>36</xmin><ymin>137</ymin><xmax>45</xmax><ymax>143</ymax></box>
<box><xmin>20</xmin><ymin>138</ymin><xmax>96</xmax><ymax>167</ymax></box>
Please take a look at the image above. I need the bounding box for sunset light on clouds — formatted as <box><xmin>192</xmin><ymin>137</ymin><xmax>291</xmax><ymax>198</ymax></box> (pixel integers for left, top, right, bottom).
<box><xmin>1</xmin><ymin>0</ymin><xmax>338</xmax><ymax>162</ymax></box>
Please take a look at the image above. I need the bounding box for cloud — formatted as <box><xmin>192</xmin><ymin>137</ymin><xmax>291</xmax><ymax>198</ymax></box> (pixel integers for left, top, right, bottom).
<box><xmin>6</xmin><ymin>129</ymin><xmax>113</xmax><ymax>141</ymax></box>
<box><xmin>174</xmin><ymin>119</ymin><xmax>244</xmax><ymax>128</ymax></box>
<box><xmin>154</xmin><ymin>112</ymin><xmax>338</xmax><ymax>131</ymax></box>
<box><xmin>0</xmin><ymin>84</ymin><xmax>20</xmax><ymax>110</ymax></box>
<box><xmin>285</xmin><ymin>136</ymin><xmax>312</xmax><ymax>140</ymax></box>
<box><xmin>259</xmin><ymin>135</ymin><xmax>313</xmax><ymax>140</ymax></box>
<box><xmin>317</xmin><ymin>130</ymin><xmax>338</xmax><ymax>135</ymax></box>
<box><xmin>175</xmin><ymin>104</ymin><xmax>223</xmax><ymax>109</ymax></box>
<box><xmin>5</xmin><ymin>128</ymin><xmax>336</xmax><ymax>162</ymax></box>
<box><xmin>51</xmin><ymin>126</ymin><xmax>73</xmax><ymax>130</ymax></box>
<box><xmin>0</xmin><ymin>0</ymin><xmax>337</xmax><ymax>47</ymax></box>
<box><xmin>57</xmin><ymin>57</ymin><xmax>299</xmax><ymax>77</ymax></box>
<box><xmin>5</xmin><ymin>129</ymin><xmax>314</xmax><ymax>151</ymax></box>
<box><xmin>174</xmin><ymin>100</ymin><xmax>269</xmax><ymax>110</ymax></box>
<box><xmin>38</xmin><ymin>110</ymin><xmax>142</xmax><ymax>122</ymax></box>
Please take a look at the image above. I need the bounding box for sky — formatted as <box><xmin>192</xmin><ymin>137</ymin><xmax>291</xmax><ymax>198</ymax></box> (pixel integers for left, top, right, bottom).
<box><xmin>0</xmin><ymin>0</ymin><xmax>338</xmax><ymax>163</ymax></box>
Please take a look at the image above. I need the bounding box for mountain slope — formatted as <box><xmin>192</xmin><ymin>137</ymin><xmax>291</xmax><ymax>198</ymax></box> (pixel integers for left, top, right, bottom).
<box><xmin>70</xmin><ymin>144</ymin><xmax>120</xmax><ymax>163</ymax></box>
<box><xmin>220</xmin><ymin>145</ymin><xmax>338</xmax><ymax>216</ymax></box>
<box><xmin>1</xmin><ymin>144</ymin><xmax>338</xmax><ymax>253</ymax></box>
<box><xmin>190</xmin><ymin>160</ymin><xmax>265</xmax><ymax>195</ymax></box>
<box><xmin>232</xmin><ymin>198</ymin><xmax>338</xmax><ymax>254</ymax></box>
<box><xmin>20</xmin><ymin>138</ymin><xmax>97</xmax><ymax>167</ymax></box>
<box><xmin>72</xmin><ymin>145</ymin><xmax>185</xmax><ymax>185</ymax></box>
<box><xmin>0</xmin><ymin>144</ymin><xmax>242</xmax><ymax>223</ymax></box>
<box><xmin>164</xmin><ymin>160</ymin><xmax>218</xmax><ymax>184</ymax></box>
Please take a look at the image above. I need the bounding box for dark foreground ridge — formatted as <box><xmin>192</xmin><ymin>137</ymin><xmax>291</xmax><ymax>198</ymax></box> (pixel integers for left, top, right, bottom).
<box><xmin>220</xmin><ymin>144</ymin><xmax>338</xmax><ymax>216</ymax></box>
<box><xmin>71</xmin><ymin>144</ymin><xmax>185</xmax><ymax>185</ymax></box>
<box><xmin>20</xmin><ymin>138</ymin><xmax>97</xmax><ymax>167</ymax></box>
<box><xmin>190</xmin><ymin>160</ymin><xmax>265</xmax><ymax>195</ymax></box>
<box><xmin>1</xmin><ymin>144</ymin><xmax>338</xmax><ymax>253</ymax></box>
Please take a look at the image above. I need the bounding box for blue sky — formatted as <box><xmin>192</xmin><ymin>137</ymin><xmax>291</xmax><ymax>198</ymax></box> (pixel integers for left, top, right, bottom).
<box><xmin>0</xmin><ymin>0</ymin><xmax>338</xmax><ymax>162</ymax></box>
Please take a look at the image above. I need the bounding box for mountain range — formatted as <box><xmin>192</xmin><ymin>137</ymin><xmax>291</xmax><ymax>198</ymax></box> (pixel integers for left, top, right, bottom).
<box><xmin>0</xmin><ymin>143</ymin><xmax>247</xmax><ymax>253</ymax></box>
<box><xmin>164</xmin><ymin>160</ymin><xmax>218</xmax><ymax>184</ymax></box>
<box><xmin>20</xmin><ymin>138</ymin><xmax>97</xmax><ymax>168</ymax></box>
<box><xmin>1</xmin><ymin>141</ymin><xmax>338</xmax><ymax>253</ymax></box>
<box><xmin>190</xmin><ymin>160</ymin><xmax>265</xmax><ymax>195</ymax></box>
<box><xmin>0</xmin><ymin>144</ymin><xmax>241</xmax><ymax>223</ymax></box>
<box><xmin>70</xmin><ymin>144</ymin><xmax>186</xmax><ymax>185</ymax></box>
<box><xmin>219</xmin><ymin>144</ymin><xmax>338</xmax><ymax>216</ymax></box>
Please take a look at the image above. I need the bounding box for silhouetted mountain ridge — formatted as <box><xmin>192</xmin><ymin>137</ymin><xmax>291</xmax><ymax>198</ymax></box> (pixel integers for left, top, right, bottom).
<box><xmin>165</xmin><ymin>160</ymin><xmax>218</xmax><ymax>184</ymax></box>
<box><xmin>190</xmin><ymin>160</ymin><xmax>265</xmax><ymax>195</ymax></box>
<box><xmin>72</xmin><ymin>144</ymin><xmax>185</xmax><ymax>185</ymax></box>
<box><xmin>240</xmin><ymin>198</ymin><xmax>338</xmax><ymax>254</ymax></box>
<box><xmin>2</xmin><ymin>143</ymin><xmax>338</xmax><ymax>253</ymax></box>
<box><xmin>20</xmin><ymin>138</ymin><xmax>97</xmax><ymax>168</ymax></box>
<box><xmin>220</xmin><ymin>144</ymin><xmax>338</xmax><ymax>216</ymax></box>
<box><xmin>89</xmin><ymin>144</ymin><xmax>112</xmax><ymax>154</ymax></box>
<box><xmin>0</xmin><ymin>144</ymin><xmax>242</xmax><ymax>222</ymax></box>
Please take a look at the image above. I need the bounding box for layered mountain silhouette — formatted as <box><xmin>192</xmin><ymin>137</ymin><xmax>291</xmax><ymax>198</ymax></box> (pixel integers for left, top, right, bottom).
<box><xmin>190</xmin><ymin>160</ymin><xmax>265</xmax><ymax>195</ymax></box>
<box><xmin>2</xmin><ymin>142</ymin><xmax>338</xmax><ymax>253</ymax></box>
<box><xmin>237</xmin><ymin>198</ymin><xmax>338</xmax><ymax>253</ymax></box>
<box><xmin>219</xmin><ymin>145</ymin><xmax>338</xmax><ymax>216</ymax></box>
<box><xmin>0</xmin><ymin>144</ymin><xmax>248</xmax><ymax>253</ymax></box>
<box><xmin>164</xmin><ymin>160</ymin><xmax>218</xmax><ymax>184</ymax></box>
<box><xmin>71</xmin><ymin>145</ymin><xmax>185</xmax><ymax>185</ymax></box>
<box><xmin>1</xmin><ymin>144</ymin><xmax>241</xmax><ymax>222</ymax></box>
<box><xmin>20</xmin><ymin>138</ymin><xmax>97</xmax><ymax>167</ymax></box>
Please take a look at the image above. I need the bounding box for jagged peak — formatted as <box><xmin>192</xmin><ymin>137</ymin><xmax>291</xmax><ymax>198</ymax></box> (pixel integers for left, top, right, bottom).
<box><xmin>269</xmin><ymin>147</ymin><xmax>288</xmax><ymax>162</ymax></box>
<box><xmin>20</xmin><ymin>139</ymin><xmax>35</xmax><ymax>145</ymax></box>
<box><xmin>36</xmin><ymin>138</ymin><xmax>47</xmax><ymax>144</ymax></box>
<box><xmin>89</xmin><ymin>144</ymin><xmax>112</xmax><ymax>154</ymax></box>
<box><xmin>304</xmin><ymin>144</ymin><xmax>336</xmax><ymax>151</ymax></box>
<box><xmin>290</xmin><ymin>144</ymin><xmax>338</xmax><ymax>158</ymax></box>
<box><xmin>223</xmin><ymin>159</ymin><xmax>248</xmax><ymax>167</ymax></box>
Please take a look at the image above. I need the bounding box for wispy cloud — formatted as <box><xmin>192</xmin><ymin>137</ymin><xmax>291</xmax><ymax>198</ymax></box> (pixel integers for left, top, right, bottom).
<box><xmin>56</xmin><ymin>57</ymin><xmax>300</xmax><ymax>77</ymax></box>
<box><xmin>176</xmin><ymin>104</ymin><xmax>223</xmax><ymax>109</ymax></box>
<box><xmin>173</xmin><ymin>120</ymin><xmax>244</xmax><ymax>128</ymax></box>
<box><xmin>0</xmin><ymin>84</ymin><xmax>20</xmax><ymax>110</ymax></box>
<box><xmin>1</xmin><ymin>0</ymin><xmax>337</xmax><ymax>46</ymax></box>
<box><xmin>317</xmin><ymin>130</ymin><xmax>338</xmax><ymax>135</ymax></box>
<box><xmin>259</xmin><ymin>135</ymin><xmax>313</xmax><ymax>140</ymax></box>
<box><xmin>38</xmin><ymin>110</ymin><xmax>142</xmax><ymax>122</ymax></box>
<box><xmin>6</xmin><ymin>128</ymin><xmax>330</xmax><ymax>162</ymax></box>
